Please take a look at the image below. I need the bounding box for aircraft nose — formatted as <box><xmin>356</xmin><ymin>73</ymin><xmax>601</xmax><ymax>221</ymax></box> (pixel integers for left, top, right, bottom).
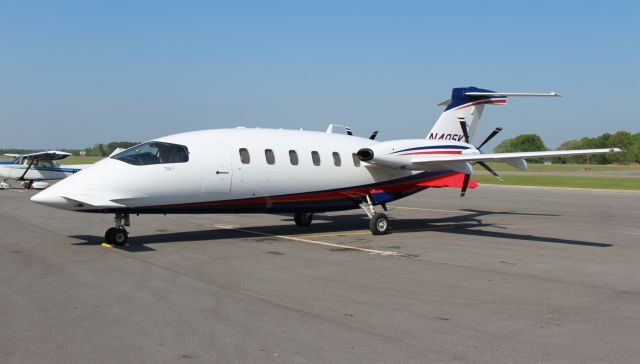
<box><xmin>31</xmin><ymin>190</ymin><xmax>70</xmax><ymax>209</ymax></box>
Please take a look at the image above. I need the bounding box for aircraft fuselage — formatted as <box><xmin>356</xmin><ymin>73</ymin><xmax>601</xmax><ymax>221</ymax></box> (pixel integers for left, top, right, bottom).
<box><xmin>31</xmin><ymin>128</ymin><xmax>461</xmax><ymax>214</ymax></box>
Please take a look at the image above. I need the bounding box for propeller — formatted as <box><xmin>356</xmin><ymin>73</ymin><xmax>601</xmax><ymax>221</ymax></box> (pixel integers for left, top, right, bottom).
<box><xmin>369</xmin><ymin>130</ymin><xmax>379</xmax><ymax>140</ymax></box>
<box><xmin>458</xmin><ymin>120</ymin><xmax>503</xmax><ymax>197</ymax></box>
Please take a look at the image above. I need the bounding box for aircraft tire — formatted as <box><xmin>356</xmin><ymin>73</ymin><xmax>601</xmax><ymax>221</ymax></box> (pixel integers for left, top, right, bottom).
<box><xmin>105</xmin><ymin>228</ymin><xmax>117</xmax><ymax>244</ymax></box>
<box><xmin>370</xmin><ymin>213</ymin><xmax>390</xmax><ymax>235</ymax></box>
<box><xmin>112</xmin><ymin>229</ymin><xmax>128</xmax><ymax>246</ymax></box>
<box><xmin>294</xmin><ymin>212</ymin><xmax>313</xmax><ymax>227</ymax></box>
<box><xmin>105</xmin><ymin>227</ymin><xmax>128</xmax><ymax>246</ymax></box>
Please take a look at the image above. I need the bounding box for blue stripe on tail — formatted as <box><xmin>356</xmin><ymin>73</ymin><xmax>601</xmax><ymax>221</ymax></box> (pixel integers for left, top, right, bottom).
<box><xmin>445</xmin><ymin>86</ymin><xmax>496</xmax><ymax>111</ymax></box>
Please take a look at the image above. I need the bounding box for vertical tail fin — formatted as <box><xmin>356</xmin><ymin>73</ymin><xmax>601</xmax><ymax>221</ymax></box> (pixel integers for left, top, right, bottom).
<box><xmin>427</xmin><ymin>87</ymin><xmax>559</xmax><ymax>142</ymax></box>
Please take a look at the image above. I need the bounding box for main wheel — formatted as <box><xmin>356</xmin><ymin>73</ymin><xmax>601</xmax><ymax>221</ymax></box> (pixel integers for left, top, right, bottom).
<box><xmin>294</xmin><ymin>212</ymin><xmax>313</xmax><ymax>227</ymax></box>
<box><xmin>105</xmin><ymin>228</ymin><xmax>118</xmax><ymax>243</ymax></box>
<box><xmin>105</xmin><ymin>227</ymin><xmax>128</xmax><ymax>246</ymax></box>
<box><xmin>369</xmin><ymin>213</ymin><xmax>390</xmax><ymax>235</ymax></box>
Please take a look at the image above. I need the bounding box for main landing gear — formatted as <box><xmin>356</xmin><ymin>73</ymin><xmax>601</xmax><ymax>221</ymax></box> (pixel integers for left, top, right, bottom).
<box><xmin>360</xmin><ymin>195</ymin><xmax>390</xmax><ymax>235</ymax></box>
<box><xmin>292</xmin><ymin>196</ymin><xmax>391</xmax><ymax>235</ymax></box>
<box><xmin>294</xmin><ymin>212</ymin><xmax>314</xmax><ymax>227</ymax></box>
<box><xmin>21</xmin><ymin>180</ymin><xmax>34</xmax><ymax>189</ymax></box>
<box><xmin>105</xmin><ymin>213</ymin><xmax>129</xmax><ymax>246</ymax></box>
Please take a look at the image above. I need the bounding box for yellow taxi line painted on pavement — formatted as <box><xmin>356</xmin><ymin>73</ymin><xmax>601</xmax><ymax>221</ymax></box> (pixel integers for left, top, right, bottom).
<box><xmin>296</xmin><ymin>230</ymin><xmax>371</xmax><ymax>238</ymax></box>
<box><xmin>213</xmin><ymin>224</ymin><xmax>405</xmax><ymax>257</ymax></box>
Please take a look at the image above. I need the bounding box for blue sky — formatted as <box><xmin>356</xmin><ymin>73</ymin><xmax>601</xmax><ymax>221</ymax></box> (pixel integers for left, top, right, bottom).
<box><xmin>1</xmin><ymin>0</ymin><xmax>638</xmax><ymax>149</ymax></box>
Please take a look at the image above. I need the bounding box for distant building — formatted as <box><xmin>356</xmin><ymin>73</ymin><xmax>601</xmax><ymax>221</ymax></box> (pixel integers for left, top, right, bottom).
<box><xmin>79</xmin><ymin>151</ymin><xmax>87</xmax><ymax>157</ymax></box>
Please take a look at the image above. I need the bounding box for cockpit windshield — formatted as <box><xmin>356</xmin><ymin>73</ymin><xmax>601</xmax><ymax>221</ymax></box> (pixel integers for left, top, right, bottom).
<box><xmin>112</xmin><ymin>142</ymin><xmax>189</xmax><ymax>166</ymax></box>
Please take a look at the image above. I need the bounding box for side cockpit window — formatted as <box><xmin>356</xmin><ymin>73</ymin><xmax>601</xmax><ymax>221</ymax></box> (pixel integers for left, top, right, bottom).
<box><xmin>112</xmin><ymin>142</ymin><xmax>189</xmax><ymax>166</ymax></box>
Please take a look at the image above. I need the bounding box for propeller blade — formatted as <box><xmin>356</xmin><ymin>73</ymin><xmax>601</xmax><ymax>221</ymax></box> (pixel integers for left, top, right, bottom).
<box><xmin>369</xmin><ymin>130</ymin><xmax>378</xmax><ymax>140</ymax></box>
<box><xmin>459</xmin><ymin>120</ymin><xmax>470</xmax><ymax>143</ymax></box>
<box><xmin>346</xmin><ymin>127</ymin><xmax>353</xmax><ymax>136</ymax></box>
<box><xmin>477</xmin><ymin>161</ymin><xmax>502</xmax><ymax>180</ymax></box>
<box><xmin>460</xmin><ymin>174</ymin><xmax>470</xmax><ymax>197</ymax></box>
<box><xmin>476</xmin><ymin>127</ymin><xmax>503</xmax><ymax>150</ymax></box>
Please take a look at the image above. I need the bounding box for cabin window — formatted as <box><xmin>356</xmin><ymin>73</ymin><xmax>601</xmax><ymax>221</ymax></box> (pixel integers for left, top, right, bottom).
<box><xmin>112</xmin><ymin>142</ymin><xmax>189</xmax><ymax>166</ymax></box>
<box><xmin>333</xmin><ymin>152</ymin><xmax>342</xmax><ymax>167</ymax></box>
<box><xmin>352</xmin><ymin>153</ymin><xmax>360</xmax><ymax>167</ymax></box>
<box><xmin>239</xmin><ymin>148</ymin><xmax>250</xmax><ymax>164</ymax></box>
<box><xmin>265</xmin><ymin>149</ymin><xmax>275</xmax><ymax>165</ymax></box>
<box><xmin>311</xmin><ymin>151</ymin><xmax>321</xmax><ymax>166</ymax></box>
<box><xmin>289</xmin><ymin>150</ymin><xmax>299</xmax><ymax>165</ymax></box>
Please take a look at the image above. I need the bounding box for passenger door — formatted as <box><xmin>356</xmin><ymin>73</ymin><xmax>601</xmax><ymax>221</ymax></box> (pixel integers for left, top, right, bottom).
<box><xmin>201</xmin><ymin>145</ymin><xmax>232</xmax><ymax>194</ymax></box>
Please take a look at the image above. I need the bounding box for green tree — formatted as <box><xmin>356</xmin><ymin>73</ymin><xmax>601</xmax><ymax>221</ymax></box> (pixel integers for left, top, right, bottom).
<box><xmin>494</xmin><ymin>134</ymin><xmax>547</xmax><ymax>163</ymax></box>
<box><xmin>554</xmin><ymin>130</ymin><xmax>638</xmax><ymax>165</ymax></box>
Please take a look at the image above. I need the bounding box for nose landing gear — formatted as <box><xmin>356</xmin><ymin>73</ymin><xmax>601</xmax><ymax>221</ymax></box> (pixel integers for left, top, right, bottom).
<box><xmin>105</xmin><ymin>213</ymin><xmax>130</xmax><ymax>246</ymax></box>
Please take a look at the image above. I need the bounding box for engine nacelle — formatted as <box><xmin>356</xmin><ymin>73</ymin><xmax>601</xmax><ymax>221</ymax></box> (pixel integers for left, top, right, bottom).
<box><xmin>356</xmin><ymin>148</ymin><xmax>374</xmax><ymax>162</ymax></box>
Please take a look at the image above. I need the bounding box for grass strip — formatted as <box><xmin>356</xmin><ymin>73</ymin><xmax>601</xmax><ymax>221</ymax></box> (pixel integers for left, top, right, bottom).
<box><xmin>473</xmin><ymin>174</ymin><xmax>640</xmax><ymax>190</ymax></box>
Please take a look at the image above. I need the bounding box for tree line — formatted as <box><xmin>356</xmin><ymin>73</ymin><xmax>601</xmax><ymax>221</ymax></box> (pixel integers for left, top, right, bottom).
<box><xmin>493</xmin><ymin>131</ymin><xmax>639</xmax><ymax>164</ymax></box>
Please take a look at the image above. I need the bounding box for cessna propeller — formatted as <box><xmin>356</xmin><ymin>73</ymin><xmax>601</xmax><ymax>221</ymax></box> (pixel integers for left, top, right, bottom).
<box><xmin>458</xmin><ymin>119</ymin><xmax>503</xmax><ymax>197</ymax></box>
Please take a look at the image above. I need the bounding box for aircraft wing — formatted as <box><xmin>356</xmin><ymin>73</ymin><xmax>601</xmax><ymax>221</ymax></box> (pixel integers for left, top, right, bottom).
<box><xmin>22</xmin><ymin>151</ymin><xmax>72</xmax><ymax>160</ymax></box>
<box><xmin>410</xmin><ymin>148</ymin><xmax>621</xmax><ymax>166</ymax></box>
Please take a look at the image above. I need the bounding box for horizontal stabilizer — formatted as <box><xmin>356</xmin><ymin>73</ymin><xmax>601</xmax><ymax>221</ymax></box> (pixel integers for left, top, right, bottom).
<box><xmin>464</xmin><ymin>92</ymin><xmax>560</xmax><ymax>97</ymax></box>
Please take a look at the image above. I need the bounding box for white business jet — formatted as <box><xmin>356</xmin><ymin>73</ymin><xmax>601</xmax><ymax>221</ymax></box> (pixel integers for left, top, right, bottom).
<box><xmin>0</xmin><ymin>151</ymin><xmax>88</xmax><ymax>189</ymax></box>
<box><xmin>31</xmin><ymin>87</ymin><xmax>621</xmax><ymax>245</ymax></box>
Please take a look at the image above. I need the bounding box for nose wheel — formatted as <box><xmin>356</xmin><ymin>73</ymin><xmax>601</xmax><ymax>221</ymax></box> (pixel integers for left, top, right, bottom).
<box><xmin>105</xmin><ymin>213</ymin><xmax>130</xmax><ymax>246</ymax></box>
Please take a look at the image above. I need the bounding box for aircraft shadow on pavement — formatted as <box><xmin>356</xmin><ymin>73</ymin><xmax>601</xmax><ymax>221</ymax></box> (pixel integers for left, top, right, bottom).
<box><xmin>69</xmin><ymin>209</ymin><xmax>611</xmax><ymax>251</ymax></box>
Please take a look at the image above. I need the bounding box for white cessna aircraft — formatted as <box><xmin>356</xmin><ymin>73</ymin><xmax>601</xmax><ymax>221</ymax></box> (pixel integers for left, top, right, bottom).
<box><xmin>0</xmin><ymin>151</ymin><xmax>88</xmax><ymax>189</ymax></box>
<box><xmin>32</xmin><ymin>87</ymin><xmax>621</xmax><ymax>245</ymax></box>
